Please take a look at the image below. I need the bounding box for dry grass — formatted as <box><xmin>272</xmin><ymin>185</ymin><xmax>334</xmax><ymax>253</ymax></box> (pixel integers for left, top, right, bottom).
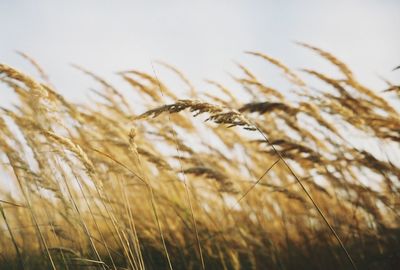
<box><xmin>0</xmin><ymin>44</ymin><xmax>399</xmax><ymax>270</ymax></box>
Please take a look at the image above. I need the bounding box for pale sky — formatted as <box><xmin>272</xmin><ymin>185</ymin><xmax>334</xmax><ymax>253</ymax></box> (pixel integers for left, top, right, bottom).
<box><xmin>1</xmin><ymin>0</ymin><xmax>399</xmax><ymax>104</ymax></box>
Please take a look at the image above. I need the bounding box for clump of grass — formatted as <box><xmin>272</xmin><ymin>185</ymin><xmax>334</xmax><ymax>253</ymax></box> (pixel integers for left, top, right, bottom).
<box><xmin>0</xmin><ymin>44</ymin><xmax>399</xmax><ymax>270</ymax></box>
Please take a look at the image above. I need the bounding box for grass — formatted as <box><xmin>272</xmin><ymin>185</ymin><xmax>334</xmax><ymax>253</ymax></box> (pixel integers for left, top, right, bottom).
<box><xmin>0</xmin><ymin>43</ymin><xmax>399</xmax><ymax>269</ymax></box>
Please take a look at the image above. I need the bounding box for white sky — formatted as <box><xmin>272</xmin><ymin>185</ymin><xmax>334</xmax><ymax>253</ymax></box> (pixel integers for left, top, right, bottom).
<box><xmin>1</xmin><ymin>0</ymin><xmax>399</xmax><ymax>104</ymax></box>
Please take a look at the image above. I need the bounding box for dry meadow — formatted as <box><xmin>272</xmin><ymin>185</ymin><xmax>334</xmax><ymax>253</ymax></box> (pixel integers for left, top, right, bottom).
<box><xmin>0</xmin><ymin>44</ymin><xmax>399</xmax><ymax>269</ymax></box>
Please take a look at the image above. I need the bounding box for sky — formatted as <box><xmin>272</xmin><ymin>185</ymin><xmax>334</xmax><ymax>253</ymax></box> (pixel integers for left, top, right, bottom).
<box><xmin>1</xmin><ymin>0</ymin><xmax>399</xmax><ymax>104</ymax></box>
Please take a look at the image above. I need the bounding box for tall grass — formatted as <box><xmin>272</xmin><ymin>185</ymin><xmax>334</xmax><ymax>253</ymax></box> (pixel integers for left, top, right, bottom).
<box><xmin>0</xmin><ymin>44</ymin><xmax>399</xmax><ymax>269</ymax></box>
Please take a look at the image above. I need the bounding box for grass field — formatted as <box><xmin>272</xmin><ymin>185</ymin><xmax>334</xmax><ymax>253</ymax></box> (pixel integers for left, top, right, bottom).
<box><xmin>0</xmin><ymin>44</ymin><xmax>399</xmax><ymax>269</ymax></box>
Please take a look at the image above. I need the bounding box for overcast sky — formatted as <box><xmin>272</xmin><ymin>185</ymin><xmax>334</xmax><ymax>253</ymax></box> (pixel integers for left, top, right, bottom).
<box><xmin>1</xmin><ymin>0</ymin><xmax>399</xmax><ymax>104</ymax></box>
